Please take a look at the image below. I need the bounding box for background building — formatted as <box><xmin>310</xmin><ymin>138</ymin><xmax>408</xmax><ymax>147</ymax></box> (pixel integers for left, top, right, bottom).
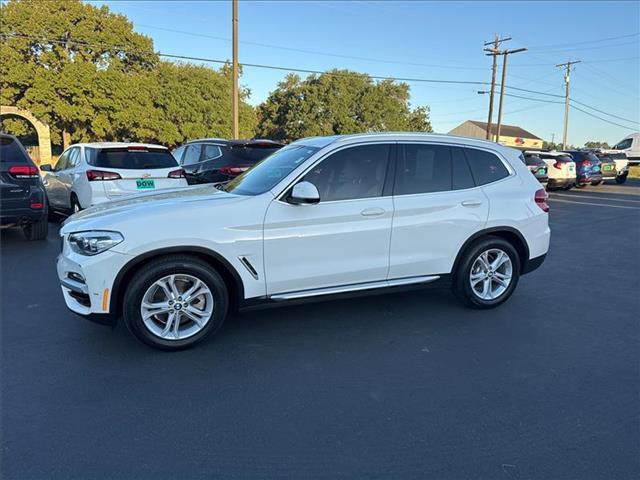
<box><xmin>449</xmin><ymin>120</ymin><xmax>544</xmax><ymax>150</ymax></box>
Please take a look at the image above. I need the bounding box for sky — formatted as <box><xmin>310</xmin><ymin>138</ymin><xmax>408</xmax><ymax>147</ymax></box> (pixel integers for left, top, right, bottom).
<box><xmin>90</xmin><ymin>0</ymin><xmax>639</xmax><ymax>146</ymax></box>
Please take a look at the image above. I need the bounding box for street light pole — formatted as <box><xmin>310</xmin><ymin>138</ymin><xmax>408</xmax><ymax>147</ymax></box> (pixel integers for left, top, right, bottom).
<box><xmin>232</xmin><ymin>0</ymin><xmax>239</xmax><ymax>139</ymax></box>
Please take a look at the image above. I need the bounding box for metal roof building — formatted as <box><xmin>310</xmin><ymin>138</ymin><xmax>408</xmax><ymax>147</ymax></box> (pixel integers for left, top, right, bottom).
<box><xmin>448</xmin><ymin>120</ymin><xmax>543</xmax><ymax>150</ymax></box>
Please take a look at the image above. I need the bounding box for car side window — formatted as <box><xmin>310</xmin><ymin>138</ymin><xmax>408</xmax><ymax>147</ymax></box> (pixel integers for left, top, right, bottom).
<box><xmin>172</xmin><ymin>146</ymin><xmax>186</xmax><ymax>164</ymax></box>
<box><xmin>66</xmin><ymin>148</ymin><xmax>79</xmax><ymax>169</ymax></box>
<box><xmin>202</xmin><ymin>144</ymin><xmax>223</xmax><ymax>162</ymax></box>
<box><xmin>463</xmin><ymin>147</ymin><xmax>509</xmax><ymax>186</ymax></box>
<box><xmin>54</xmin><ymin>151</ymin><xmax>69</xmax><ymax>171</ymax></box>
<box><xmin>451</xmin><ymin>147</ymin><xmax>476</xmax><ymax>190</ymax></box>
<box><xmin>395</xmin><ymin>144</ymin><xmax>452</xmax><ymax>195</ymax></box>
<box><xmin>182</xmin><ymin>145</ymin><xmax>202</xmax><ymax>166</ymax></box>
<box><xmin>614</xmin><ymin>138</ymin><xmax>632</xmax><ymax>150</ymax></box>
<box><xmin>302</xmin><ymin>144</ymin><xmax>390</xmax><ymax>202</ymax></box>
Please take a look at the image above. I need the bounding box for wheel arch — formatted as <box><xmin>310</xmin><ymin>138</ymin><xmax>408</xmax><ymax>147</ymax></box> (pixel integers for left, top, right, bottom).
<box><xmin>109</xmin><ymin>246</ymin><xmax>246</xmax><ymax>320</ymax></box>
<box><xmin>452</xmin><ymin>227</ymin><xmax>530</xmax><ymax>279</ymax></box>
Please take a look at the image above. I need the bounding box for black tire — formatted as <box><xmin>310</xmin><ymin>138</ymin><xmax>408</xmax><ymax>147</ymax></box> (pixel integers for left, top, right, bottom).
<box><xmin>562</xmin><ymin>183</ymin><xmax>573</xmax><ymax>190</ymax></box>
<box><xmin>452</xmin><ymin>236</ymin><xmax>521</xmax><ymax>309</ymax></box>
<box><xmin>123</xmin><ymin>255</ymin><xmax>229</xmax><ymax>350</ymax></box>
<box><xmin>591</xmin><ymin>180</ymin><xmax>603</xmax><ymax>186</ymax></box>
<box><xmin>615</xmin><ymin>174</ymin><xmax>628</xmax><ymax>184</ymax></box>
<box><xmin>70</xmin><ymin>194</ymin><xmax>82</xmax><ymax>215</ymax></box>
<box><xmin>23</xmin><ymin>216</ymin><xmax>48</xmax><ymax>241</ymax></box>
<box><xmin>574</xmin><ymin>182</ymin><xmax>586</xmax><ymax>189</ymax></box>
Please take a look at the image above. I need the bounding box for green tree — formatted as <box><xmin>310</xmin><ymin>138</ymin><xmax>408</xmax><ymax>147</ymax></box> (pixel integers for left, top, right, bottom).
<box><xmin>1</xmin><ymin>0</ymin><xmax>257</xmax><ymax>148</ymax></box>
<box><xmin>584</xmin><ymin>141</ymin><xmax>610</xmax><ymax>149</ymax></box>
<box><xmin>0</xmin><ymin>0</ymin><xmax>157</xmax><ymax>147</ymax></box>
<box><xmin>256</xmin><ymin>70</ymin><xmax>431</xmax><ymax>142</ymax></box>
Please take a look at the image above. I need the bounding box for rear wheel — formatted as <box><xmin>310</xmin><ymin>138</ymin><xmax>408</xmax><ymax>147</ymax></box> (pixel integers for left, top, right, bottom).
<box><xmin>70</xmin><ymin>194</ymin><xmax>82</xmax><ymax>214</ymax></box>
<box><xmin>123</xmin><ymin>255</ymin><xmax>229</xmax><ymax>350</ymax></box>
<box><xmin>575</xmin><ymin>182</ymin><xmax>586</xmax><ymax>189</ymax></box>
<box><xmin>453</xmin><ymin>236</ymin><xmax>520</xmax><ymax>309</ymax></box>
<box><xmin>591</xmin><ymin>180</ymin><xmax>603</xmax><ymax>186</ymax></box>
<box><xmin>562</xmin><ymin>183</ymin><xmax>573</xmax><ymax>190</ymax></box>
<box><xmin>615</xmin><ymin>173</ymin><xmax>628</xmax><ymax>184</ymax></box>
<box><xmin>23</xmin><ymin>217</ymin><xmax>48</xmax><ymax>241</ymax></box>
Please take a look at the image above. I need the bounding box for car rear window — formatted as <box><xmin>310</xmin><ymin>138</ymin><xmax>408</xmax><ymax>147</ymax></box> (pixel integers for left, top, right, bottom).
<box><xmin>87</xmin><ymin>148</ymin><xmax>177</xmax><ymax>169</ymax></box>
<box><xmin>0</xmin><ymin>136</ymin><xmax>31</xmax><ymax>164</ymax></box>
<box><xmin>227</xmin><ymin>145</ymin><xmax>281</xmax><ymax>164</ymax></box>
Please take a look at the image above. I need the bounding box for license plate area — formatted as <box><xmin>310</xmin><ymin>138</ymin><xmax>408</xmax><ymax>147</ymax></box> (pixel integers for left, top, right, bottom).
<box><xmin>136</xmin><ymin>179</ymin><xmax>155</xmax><ymax>189</ymax></box>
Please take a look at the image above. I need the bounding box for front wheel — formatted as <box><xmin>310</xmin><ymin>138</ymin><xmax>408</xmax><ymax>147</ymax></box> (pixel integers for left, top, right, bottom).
<box><xmin>123</xmin><ymin>255</ymin><xmax>229</xmax><ymax>350</ymax></box>
<box><xmin>575</xmin><ymin>182</ymin><xmax>586</xmax><ymax>189</ymax></box>
<box><xmin>615</xmin><ymin>174</ymin><xmax>628</xmax><ymax>184</ymax></box>
<box><xmin>591</xmin><ymin>180</ymin><xmax>603</xmax><ymax>186</ymax></box>
<box><xmin>452</xmin><ymin>237</ymin><xmax>521</xmax><ymax>309</ymax></box>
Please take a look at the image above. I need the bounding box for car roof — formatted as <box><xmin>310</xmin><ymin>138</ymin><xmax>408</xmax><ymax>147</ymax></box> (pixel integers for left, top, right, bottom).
<box><xmin>292</xmin><ymin>132</ymin><xmax>515</xmax><ymax>152</ymax></box>
<box><xmin>69</xmin><ymin>142</ymin><xmax>168</xmax><ymax>150</ymax></box>
<box><xmin>184</xmin><ymin>138</ymin><xmax>284</xmax><ymax>147</ymax></box>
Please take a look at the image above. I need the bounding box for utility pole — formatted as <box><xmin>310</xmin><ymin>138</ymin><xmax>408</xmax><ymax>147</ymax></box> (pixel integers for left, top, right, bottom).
<box><xmin>232</xmin><ymin>0</ymin><xmax>239</xmax><ymax>139</ymax></box>
<box><xmin>483</xmin><ymin>35</ymin><xmax>511</xmax><ymax>140</ymax></box>
<box><xmin>486</xmin><ymin>47</ymin><xmax>527</xmax><ymax>144</ymax></box>
<box><xmin>556</xmin><ymin>60</ymin><xmax>581</xmax><ymax>150</ymax></box>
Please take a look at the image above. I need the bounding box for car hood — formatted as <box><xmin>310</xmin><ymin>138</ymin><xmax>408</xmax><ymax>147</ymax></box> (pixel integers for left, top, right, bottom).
<box><xmin>61</xmin><ymin>184</ymin><xmax>236</xmax><ymax>234</ymax></box>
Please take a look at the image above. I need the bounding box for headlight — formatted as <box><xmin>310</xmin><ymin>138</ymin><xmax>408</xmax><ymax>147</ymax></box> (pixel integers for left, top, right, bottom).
<box><xmin>68</xmin><ymin>231</ymin><xmax>123</xmax><ymax>256</ymax></box>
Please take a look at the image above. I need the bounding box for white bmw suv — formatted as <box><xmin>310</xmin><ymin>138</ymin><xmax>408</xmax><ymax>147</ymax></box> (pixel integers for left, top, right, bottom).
<box><xmin>57</xmin><ymin>133</ymin><xmax>550</xmax><ymax>350</ymax></box>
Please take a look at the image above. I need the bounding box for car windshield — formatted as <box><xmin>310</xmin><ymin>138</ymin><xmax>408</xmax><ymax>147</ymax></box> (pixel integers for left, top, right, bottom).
<box><xmin>224</xmin><ymin>144</ymin><xmax>320</xmax><ymax>196</ymax></box>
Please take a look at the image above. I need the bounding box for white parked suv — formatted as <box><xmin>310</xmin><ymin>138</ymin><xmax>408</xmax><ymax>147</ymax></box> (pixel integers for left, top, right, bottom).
<box><xmin>56</xmin><ymin>134</ymin><xmax>551</xmax><ymax>350</ymax></box>
<box><xmin>41</xmin><ymin>143</ymin><xmax>187</xmax><ymax>214</ymax></box>
<box><xmin>530</xmin><ymin>151</ymin><xmax>576</xmax><ymax>190</ymax></box>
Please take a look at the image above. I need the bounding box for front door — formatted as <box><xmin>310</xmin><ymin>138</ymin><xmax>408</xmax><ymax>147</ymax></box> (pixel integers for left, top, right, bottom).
<box><xmin>263</xmin><ymin>143</ymin><xmax>394</xmax><ymax>295</ymax></box>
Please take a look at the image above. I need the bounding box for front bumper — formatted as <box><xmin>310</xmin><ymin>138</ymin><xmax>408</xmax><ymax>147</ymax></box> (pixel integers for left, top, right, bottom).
<box><xmin>547</xmin><ymin>178</ymin><xmax>574</xmax><ymax>189</ymax></box>
<box><xmin>56</xmin><ymin>236</ymin><xmax>131</xmax><ymax>323</ymax></box>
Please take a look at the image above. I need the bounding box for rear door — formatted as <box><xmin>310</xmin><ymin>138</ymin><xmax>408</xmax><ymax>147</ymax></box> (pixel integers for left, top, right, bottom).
<box><xmin>388</xmin><ymin>143</ymin><xmax>490</xmax><ymax>278</ymax></box>
<box><xmin>88</xmin><ymin>147</ymin><xmax>184</xmax><ymax>199</ymax></box>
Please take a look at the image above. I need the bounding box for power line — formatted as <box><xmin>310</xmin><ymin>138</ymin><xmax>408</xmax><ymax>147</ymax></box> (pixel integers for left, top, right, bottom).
<box><xmin>570</xmin><ymin>105</ymin><xmax>638</xmax><ymax>130</ymax></box>
<box><xmin>531</xmin><ymin>40</ymin><xmax>639</xmax><ymax>54</ymax></box>
<box><xmin>527</xmin><ymin>32</ymin><xmax>639</xmax><ymax>50</ymax></box>
<box><xmin>136</xmin><ymin>23</ymin><xmax>490</xmax><ymax>70</ymax></box>
<box><xmin>569</xmin><ymin>98</ymin><xmax>639</xmax><ymax>125</ymax></box>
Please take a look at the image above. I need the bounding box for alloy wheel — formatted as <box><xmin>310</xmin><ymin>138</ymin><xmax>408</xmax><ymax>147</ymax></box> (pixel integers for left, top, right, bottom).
<box><xmin>469</xmin><ymin>248</ymin><xmax>513</xmax><ymax>300</ymax></box>
<box><xmin>141</xmin><ymin>274</ymin><xmax>214</xmax><ymax>340</ymax></box>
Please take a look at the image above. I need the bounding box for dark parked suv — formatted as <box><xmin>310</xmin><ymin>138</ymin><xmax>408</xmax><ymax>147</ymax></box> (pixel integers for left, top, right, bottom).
<box><xmin>0</xmin><ymin>133</ymin><xmax>48</xmax><ymax>240</ymax></box>
<box><xmin>172</xmin><ymin>139</ymin><xmax>283</xmax><ymax>185</ymax></box>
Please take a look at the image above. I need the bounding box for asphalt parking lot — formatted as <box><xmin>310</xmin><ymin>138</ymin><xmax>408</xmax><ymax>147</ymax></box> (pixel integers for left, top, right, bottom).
<box><xmin>2</xmin><ymin>181</ymin><xmax>639</xmax><ymax>480</ymax></box>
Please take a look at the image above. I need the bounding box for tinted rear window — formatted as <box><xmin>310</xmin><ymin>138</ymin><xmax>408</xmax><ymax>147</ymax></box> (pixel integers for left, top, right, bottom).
<box><xmin>0</xmin><ymin>136</ymin><xmax>31</xmax><ymax>164</ymax></box>
<box><xmin>88</xmin><ymin>148</ymin><xmax>177</xmax><ymax>169</ymax></box>
<box><xmin>227</xmin><ymin>146</ymin><xmax>281</xmax><ymax>164</ymax></box>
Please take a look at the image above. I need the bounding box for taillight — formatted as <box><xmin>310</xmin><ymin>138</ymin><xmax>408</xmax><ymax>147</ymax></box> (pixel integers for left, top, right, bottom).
<box><xmin>535</xmin><ymin>188</ymin><xmax>549</xmax><ymax>213</ymax></box>
<box><xmin>583</xmin><ymin>161</ymin><xmax>591</xmax><ymax>167</ymax></box>
<box><xmin>86</xmin><ymin>170</ymin><xmax>121</xmax><ymax>181</ymax></box>
<box><xmin>553</xmin><ymin>161</ymin><xmax>562</xmax><ymax>170</ymax></box>
<box><xmin>8</xmin><ymin>165</ymin><xmax>39</xmax><ymax>178</ymax></box>
<box><xmin>168</xmin><ymin>169</ymin><xmax>185</xmax><ymax>178</ymax></box>
<box><xmin>30</xmin><ymin>202</ymin><xmax>44</xmax><ymax>209</ymax></box>
<box><xmin>220</xmin><ymin>166</ymin><xmax>249</xmax><ymax>176</ymax></box>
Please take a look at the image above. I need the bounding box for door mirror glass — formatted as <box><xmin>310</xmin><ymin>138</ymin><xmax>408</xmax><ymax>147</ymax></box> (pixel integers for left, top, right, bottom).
<box><xmin>40</xmin><ymin>164</ymin><xmax>52</xmax><ymax>172</ymax></box>
<box><xmin>288</xmin><ymin>181</ymin><xmax>320</xmax><ymax>205</ymax></box>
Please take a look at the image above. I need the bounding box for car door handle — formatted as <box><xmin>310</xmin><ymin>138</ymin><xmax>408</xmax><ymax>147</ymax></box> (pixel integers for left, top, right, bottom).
<box><xmin>461</xmin><ymin>200</ymin><xmax>483</xmax><ymax>207</ymax></box>
<box><xmin>360</xmin><ymin>207</ymin><xmax>385</xmax><ymax>217</ymax></box>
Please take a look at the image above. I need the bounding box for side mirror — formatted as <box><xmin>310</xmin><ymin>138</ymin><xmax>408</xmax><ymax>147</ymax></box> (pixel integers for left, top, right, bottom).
<box><xmin>40</xmin><ymin>164</ymin><xmax>52</xmax><ymax>172</ymax></box>
<box><xmin>288</xmin><ymin>181</ymin><xmax>320</xmax><ymax>205</ymax></box>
